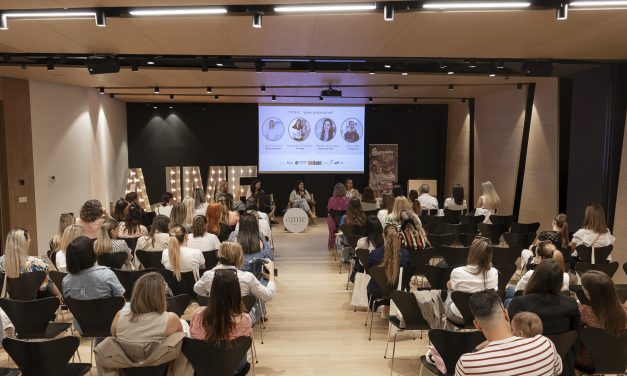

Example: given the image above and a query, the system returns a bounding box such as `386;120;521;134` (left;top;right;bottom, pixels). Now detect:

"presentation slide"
258;105;365;173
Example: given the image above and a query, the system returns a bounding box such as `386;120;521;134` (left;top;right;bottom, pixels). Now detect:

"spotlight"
496;60;505;69
384;64;391;69
556;2;568;20
109;93;115;99
46;60;54;71
131;62;139;72
0;15;7;30
368;97;373;102
255;61;262;73
489;72;496;77
448;84;454;90
253;13;262;28
147;59;155;65
170;94;174;99
384;4;394;21
154;87;160;94
468;61;477;68
153;105;158;109
99;87;105;94
319;96;323;101
393;84;399;91
369;67;375;75
272;95;276;101
206;86;212;94
517;83;523;89
214;95;219;100
95;10;107;27
448;70;454;75
401;71;408;76
413;97;418;103
570;1;627;7
169;105;173;109
309;61;316;73
261;85;266;92
439;62;448;69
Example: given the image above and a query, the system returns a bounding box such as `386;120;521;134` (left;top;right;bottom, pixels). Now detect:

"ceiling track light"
95;10;107;27
170;94;174;99
423;2;531;10
129;7;228;16
131;62;139;72
147;59;155;65
214;95;219;100
272;95;276;101
570;1;627;7
206;86;212;94
384;4;395;21
448;70;454;75
496;60;505;69
99;87;105;94
255;61;262;73
556;2;568;20
468;61;477;68
393;84;399;90
489;72;496;77
154;86;160;94
448;84;454;90
261;85;266;92
252;13;262;28
46;60;54;71
368;97;373;102
274;4;377;13
369;67;375;75
401;71;408;76
201;61;208;72
439;62;448;69
0;15;6;30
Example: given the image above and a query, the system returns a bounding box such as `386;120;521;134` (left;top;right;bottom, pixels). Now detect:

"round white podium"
283;208;309;233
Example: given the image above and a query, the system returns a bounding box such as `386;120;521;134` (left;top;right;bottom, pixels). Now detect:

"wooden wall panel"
474;88;526;215
0;78;38;253
444;102;470;203
519;79;559;231
610;115;627;283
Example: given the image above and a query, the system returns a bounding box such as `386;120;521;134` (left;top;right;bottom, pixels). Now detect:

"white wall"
29;80;128;253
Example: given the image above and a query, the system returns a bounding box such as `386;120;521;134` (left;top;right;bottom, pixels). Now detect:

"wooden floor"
3;221;431;375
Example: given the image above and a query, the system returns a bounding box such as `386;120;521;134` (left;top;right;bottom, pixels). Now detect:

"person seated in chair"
455;289;562;376
289;180;316;223
417;184;438;212
327;183;351;251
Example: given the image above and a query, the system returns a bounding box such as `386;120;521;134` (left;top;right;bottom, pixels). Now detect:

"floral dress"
0;255;52;292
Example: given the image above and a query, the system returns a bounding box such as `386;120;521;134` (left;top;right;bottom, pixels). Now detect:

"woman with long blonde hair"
54;224;84;272
161;225;205;281
169;202;188;228
94;219;133;270
49;213;75;252
1;228;59;298
366;225;411;300
475;181;501;222
182;197;196;229
385;196;420;228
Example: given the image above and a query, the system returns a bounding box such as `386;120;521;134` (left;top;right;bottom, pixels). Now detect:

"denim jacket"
62;265;125;300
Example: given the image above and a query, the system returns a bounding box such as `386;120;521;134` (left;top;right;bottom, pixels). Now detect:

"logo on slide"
288;118;310;142
341;118;362;143
261;118;284;141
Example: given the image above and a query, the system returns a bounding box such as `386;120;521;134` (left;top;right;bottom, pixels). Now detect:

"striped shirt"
455;335;562;376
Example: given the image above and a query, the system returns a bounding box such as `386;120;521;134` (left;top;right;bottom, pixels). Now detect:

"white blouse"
444;198;468;212
516;270;569;292
187;233;221;251
161;246;205;274
449;265;498;318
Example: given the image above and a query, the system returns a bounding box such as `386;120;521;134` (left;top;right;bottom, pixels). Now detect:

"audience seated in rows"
344;178;359;199
570;204;615;262
408;190;422;216
326;183;350;250
135;215;170;252
218;196;240;227
94;219;134;270
340;198;366;227
169;202;189;231
190;269;252;375
53;224;84;272
446;238;498;325
384;196;421;228
193;188;209;216
513;242;568;298
356;216;384;252
522;213;570;270
215;180;246;212
183;197;196;230
455;290;562;375
161;225;205;280
112;198;130;222
360;187;379;212
187;215;221;251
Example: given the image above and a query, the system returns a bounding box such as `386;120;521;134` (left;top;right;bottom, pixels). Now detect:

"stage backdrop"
127;103;448;216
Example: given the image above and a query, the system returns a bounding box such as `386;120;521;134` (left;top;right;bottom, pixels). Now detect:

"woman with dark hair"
408;190;421;215
446;238;498;324
289;180;316;223
356;216;384;252
156;192;174;218
576;271;627;373
516;241;568;291
391;184;404;198
136;215;170;252
94;219;133;270
360;186;379;212
327;183;351;250
76;199;108;239
119;204;148;238
340;198;366;227
112;199;129;222
228;213;272;273
570;204;615;262
190;269;252;375
444;184;467;212
188;215;220;251
522;213;571;271
344;178;358;198
377;191;395;227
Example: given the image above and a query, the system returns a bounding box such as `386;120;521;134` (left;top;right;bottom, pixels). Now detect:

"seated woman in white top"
187;215;221;251
53;224;84;272
446;238;499;324
289;180;316;222
569;204;615;262
135;215;170;252
161;225;205;280
118;205;148;238
155;192;174;218
516;241;569;292
417;184;439;211
377;191;395;228
94;219;134;270
360;187;380;212
475;181;500;223
444;184;468;212
356;216;384;252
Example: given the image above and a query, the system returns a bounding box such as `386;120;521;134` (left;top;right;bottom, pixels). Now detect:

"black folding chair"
123;238;139;252
478;223;508;245
491;246;520;267
503;232;537;249
365;266;393;340
546;331;578;359
113;268;156;300
6;271;46;300
202;250;219;270
459;215;485;234
182;336;252;376
510;222;540;233
328;209;346;261
363;209;380;217
158;269;198;298
450;291;475;329
440;245;469;267
457;233;478;247
409;248;436;287
3;336;91;376
489;214;516;230
623;262;627;277
48;270;67;293
0;297;71;339
422;265;454;290
426;233;455;252
197;294;209;307
97;252;128;269
420;329;486;376
47;250;57;268
494;263;517;290
579;327;627;375
574;261;619;278
166;294;191;317
64;296;126;363
339;224;365;274
386;290;431;375
121;364;169;376
443;209;462;224
135;250;164;270
575;244;613;264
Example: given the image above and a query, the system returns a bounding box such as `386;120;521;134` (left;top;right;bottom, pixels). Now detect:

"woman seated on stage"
326;183;351;251
289;180;316;223
246;179;275;221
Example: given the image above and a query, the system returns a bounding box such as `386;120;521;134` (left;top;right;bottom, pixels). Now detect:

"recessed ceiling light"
448;71;454;75
216;63;223;67
384;64;391;69
570;1;627;6
489;72;496;77
253;13;262;28
154;87;160;94
129;7;228;16
274;4;377;12
147;60;155;65
423;2;531;10
401;72;408;76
